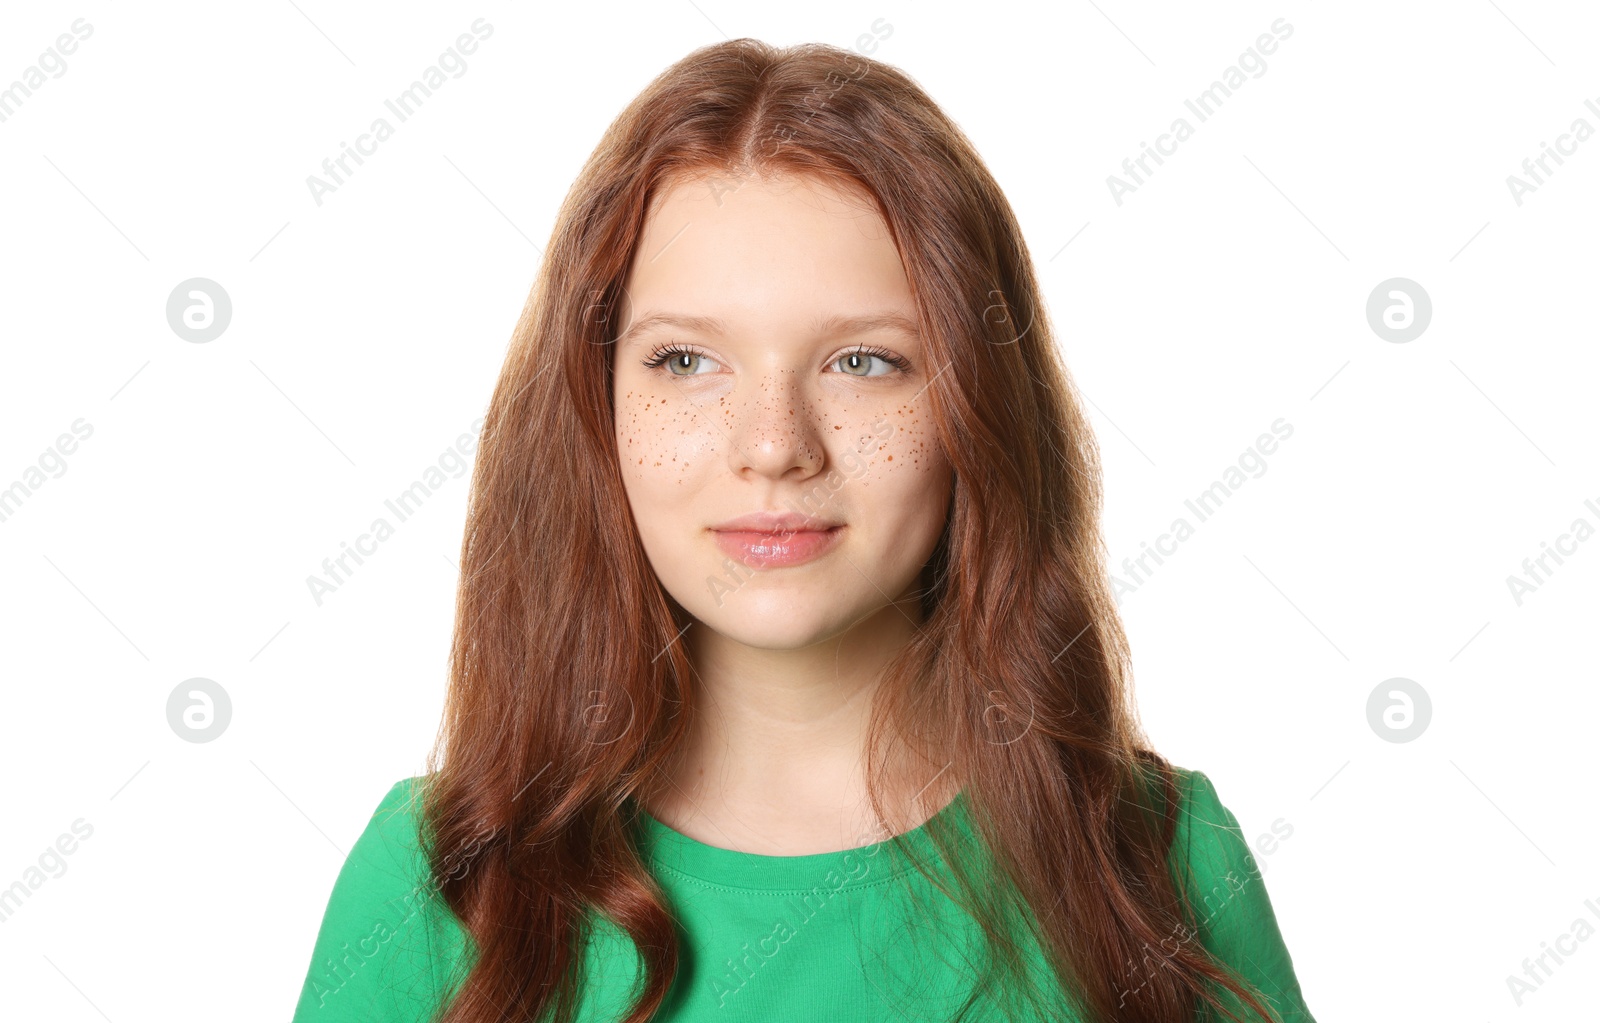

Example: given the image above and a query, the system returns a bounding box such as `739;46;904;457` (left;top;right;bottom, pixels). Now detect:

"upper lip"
709;511;843;532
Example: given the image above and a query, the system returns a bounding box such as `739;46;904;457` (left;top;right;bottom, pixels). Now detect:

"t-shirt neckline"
629;789;970;893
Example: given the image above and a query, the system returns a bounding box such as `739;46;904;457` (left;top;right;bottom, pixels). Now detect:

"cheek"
614;387;722;487
870;412;952;540
879;447;952;525
841;402;945;488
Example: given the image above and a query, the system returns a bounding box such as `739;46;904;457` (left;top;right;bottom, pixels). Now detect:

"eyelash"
640;343;913;375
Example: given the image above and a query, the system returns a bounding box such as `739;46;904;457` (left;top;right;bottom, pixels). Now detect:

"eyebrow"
613;311;921;350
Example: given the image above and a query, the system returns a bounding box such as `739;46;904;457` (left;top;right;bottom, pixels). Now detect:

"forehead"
619;170;913;341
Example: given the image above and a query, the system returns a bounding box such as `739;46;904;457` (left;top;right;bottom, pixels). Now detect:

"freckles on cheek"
616;388;720;484
857;399;940;477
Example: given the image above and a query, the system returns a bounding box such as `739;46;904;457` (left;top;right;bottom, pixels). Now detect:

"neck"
637;597;958;852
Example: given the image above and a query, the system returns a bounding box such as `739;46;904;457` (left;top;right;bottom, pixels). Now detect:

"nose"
727;366;827;481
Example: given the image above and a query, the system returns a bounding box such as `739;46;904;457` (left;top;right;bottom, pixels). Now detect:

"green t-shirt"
290;767;1315;1021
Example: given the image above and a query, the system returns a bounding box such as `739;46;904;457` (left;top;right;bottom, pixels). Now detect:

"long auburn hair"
418;37;1281;1023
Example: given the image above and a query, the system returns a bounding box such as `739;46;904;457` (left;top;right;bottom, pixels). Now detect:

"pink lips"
708;511;845;568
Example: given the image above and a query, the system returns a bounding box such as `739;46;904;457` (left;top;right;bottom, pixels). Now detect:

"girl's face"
611;170;953;649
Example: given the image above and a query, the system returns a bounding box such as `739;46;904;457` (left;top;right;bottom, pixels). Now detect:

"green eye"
641;343;912;377
642;344;718;375
835;351;888;376
835;346;911;377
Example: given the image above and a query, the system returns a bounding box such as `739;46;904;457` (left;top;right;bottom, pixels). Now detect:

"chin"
689;598;850;649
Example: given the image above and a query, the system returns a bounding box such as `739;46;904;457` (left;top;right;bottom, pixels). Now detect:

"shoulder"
1126;763;1251;868
1160;765;1319;1022
291;775;471;1022
366;775;431;854
326;775;436;908
1127;760;1234;845
1169;767;1249;876
1158;765;1265;925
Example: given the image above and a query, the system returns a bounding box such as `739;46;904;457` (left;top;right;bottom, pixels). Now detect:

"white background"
1;2;1596;1020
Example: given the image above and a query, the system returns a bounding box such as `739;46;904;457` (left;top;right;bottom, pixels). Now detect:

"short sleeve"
290;777;472;1022
1172;769;1316;1023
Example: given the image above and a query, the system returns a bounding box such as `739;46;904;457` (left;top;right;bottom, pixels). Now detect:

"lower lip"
710;526;845;567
